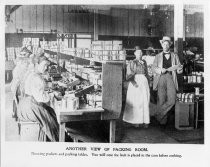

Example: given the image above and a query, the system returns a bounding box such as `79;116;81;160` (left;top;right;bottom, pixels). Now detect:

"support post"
109;120;116;143
94;9;98;40
174;3;184;91
59;123;66;142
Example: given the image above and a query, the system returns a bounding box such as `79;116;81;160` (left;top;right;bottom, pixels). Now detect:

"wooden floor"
4;84;204;144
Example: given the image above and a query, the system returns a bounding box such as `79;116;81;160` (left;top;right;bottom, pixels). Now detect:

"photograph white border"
1;0;210;167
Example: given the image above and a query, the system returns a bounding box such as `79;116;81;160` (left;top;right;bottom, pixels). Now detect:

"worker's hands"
134;83;139;88
161;68;167;74
177;64;183;74
48;92;55;100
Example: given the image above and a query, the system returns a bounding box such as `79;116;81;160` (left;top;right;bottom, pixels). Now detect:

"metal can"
185;93;189;103
177;93;181;101
197;75;202;83
191;94;194;102
61;98;67;110
103;55;109;61
119;54;126;60
189;93;194;102
181;93;185;102
192;75;197;83
188;76;191;83
195;87;200;96
183;76;187;82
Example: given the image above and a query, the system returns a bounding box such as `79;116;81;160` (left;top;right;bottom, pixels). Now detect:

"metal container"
119;54;126;60
103;50;110;56
189;94;194;102
112;50;118;55
67;97;79;111
61;98;67;110
103;55;110;61
185;93;189;103
192;75;197;83
197;75;202;83
195;87;200;96
112;55;119;60
181;93;185;102
177;93;181;101
183;76;187;82
84;50;90;58
188;76;192;83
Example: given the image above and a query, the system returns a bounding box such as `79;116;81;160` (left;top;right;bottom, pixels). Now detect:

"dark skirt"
17;96;59;142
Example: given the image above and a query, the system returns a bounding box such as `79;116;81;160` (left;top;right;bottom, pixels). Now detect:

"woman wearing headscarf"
123;49;150;128
17;57;59;141
10;47;32;119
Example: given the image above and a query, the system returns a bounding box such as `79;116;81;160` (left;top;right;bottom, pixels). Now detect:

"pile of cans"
183;72;203;83
176;93;195;103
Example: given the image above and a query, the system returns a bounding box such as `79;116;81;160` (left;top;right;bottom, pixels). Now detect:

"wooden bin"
18;121;41;141
175;101;195;130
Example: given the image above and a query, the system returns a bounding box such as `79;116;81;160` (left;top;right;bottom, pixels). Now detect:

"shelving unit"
45;49;125;64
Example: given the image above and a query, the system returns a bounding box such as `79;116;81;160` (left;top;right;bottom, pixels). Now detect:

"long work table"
53;105;117;143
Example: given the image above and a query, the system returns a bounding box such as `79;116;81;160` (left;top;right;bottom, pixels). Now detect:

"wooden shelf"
183;82;204;85
45;49;125;64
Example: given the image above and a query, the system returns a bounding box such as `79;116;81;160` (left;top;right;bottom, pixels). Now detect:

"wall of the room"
98;8;174;37
6;5;94;34
5;5;204;38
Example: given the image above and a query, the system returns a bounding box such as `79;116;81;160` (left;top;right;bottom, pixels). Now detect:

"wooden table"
54;107;116;143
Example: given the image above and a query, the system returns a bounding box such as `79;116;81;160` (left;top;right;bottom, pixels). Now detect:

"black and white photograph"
1;0;210;167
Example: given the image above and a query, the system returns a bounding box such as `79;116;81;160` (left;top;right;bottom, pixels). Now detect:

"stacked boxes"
31;38;39;46
40;41;58;51
22;38;32;46
91;40;125;61
74;48;91;58
6;47;16;61
175;101;195;130
15;47;22;56
113;40;123;50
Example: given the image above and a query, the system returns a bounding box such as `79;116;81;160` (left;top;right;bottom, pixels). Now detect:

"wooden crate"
18;122;41;141
175;101;195;130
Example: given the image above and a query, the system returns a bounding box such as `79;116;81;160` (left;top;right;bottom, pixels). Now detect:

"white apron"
123;74;150;124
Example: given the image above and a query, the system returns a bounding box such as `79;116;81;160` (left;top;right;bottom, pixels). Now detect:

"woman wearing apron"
18;58;59;141
123;49;150;128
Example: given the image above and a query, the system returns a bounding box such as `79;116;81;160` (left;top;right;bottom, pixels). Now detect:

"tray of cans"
176;93;195;103
183;72;204;84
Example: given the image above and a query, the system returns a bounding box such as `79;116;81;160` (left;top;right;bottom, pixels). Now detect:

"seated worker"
17;57;59;142
10;47;31;119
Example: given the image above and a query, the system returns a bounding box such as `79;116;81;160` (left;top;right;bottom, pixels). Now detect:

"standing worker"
152;36;183;125
123;49;150;128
